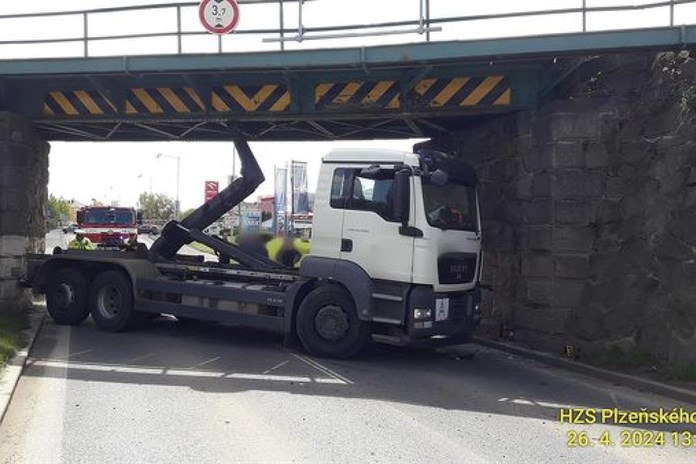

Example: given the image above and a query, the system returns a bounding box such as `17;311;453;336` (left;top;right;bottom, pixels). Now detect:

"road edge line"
472;337;696;405
0;304;45;425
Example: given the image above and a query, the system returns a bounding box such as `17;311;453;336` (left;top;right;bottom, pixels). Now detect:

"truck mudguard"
299;256;373;321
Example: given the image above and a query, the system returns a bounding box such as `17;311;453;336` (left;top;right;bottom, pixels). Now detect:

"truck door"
334;167;414;283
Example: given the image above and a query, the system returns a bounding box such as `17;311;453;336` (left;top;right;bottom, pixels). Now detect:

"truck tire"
89;270;135;332
45;268;90;325
296;285;370;359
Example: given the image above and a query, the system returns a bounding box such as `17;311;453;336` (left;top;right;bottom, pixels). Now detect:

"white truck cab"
303;147;482;345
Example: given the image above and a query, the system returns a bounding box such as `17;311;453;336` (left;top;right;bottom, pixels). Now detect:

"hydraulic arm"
149;130;283;270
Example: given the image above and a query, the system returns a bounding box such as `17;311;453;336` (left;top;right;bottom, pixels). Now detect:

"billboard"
204;180;219;202
241;212;261;234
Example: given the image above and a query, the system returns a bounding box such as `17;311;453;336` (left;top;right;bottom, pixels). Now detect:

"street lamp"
156;153;181;219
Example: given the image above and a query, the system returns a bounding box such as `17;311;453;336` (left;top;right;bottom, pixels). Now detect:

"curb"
0;306;45;425
472;336;696;405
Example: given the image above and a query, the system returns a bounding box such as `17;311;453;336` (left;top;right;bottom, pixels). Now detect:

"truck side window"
350;174;396;221
330;168;397;222
330;168;353;208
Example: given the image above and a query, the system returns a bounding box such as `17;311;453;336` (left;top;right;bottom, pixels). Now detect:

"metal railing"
0;0;694;59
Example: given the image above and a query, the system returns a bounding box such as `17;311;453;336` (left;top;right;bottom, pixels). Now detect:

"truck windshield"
83;209;134;225
422;182;478;231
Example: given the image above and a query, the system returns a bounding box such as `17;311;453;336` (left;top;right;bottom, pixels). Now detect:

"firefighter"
68;229;96;250
123;234;139;251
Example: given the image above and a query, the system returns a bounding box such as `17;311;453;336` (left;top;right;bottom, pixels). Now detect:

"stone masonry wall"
429;52;696;369
0;112;49;311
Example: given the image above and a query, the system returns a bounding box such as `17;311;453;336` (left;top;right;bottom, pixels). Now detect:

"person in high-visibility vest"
68;229;96;250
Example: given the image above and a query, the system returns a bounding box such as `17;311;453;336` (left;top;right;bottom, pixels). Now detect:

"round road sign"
199;0;240;35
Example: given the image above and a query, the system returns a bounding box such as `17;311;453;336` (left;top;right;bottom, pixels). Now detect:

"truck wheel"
45;268;90;325
89;270;134;332
296;285;370;359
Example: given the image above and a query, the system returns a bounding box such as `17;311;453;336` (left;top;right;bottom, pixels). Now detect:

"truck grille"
437;253;477;285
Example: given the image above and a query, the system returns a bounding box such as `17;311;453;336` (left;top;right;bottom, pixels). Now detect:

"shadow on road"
22;317;693;433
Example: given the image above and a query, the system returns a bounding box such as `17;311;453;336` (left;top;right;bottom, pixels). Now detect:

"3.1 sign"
199;0;240;35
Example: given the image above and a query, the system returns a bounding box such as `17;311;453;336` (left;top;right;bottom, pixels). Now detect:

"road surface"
0;232;690;463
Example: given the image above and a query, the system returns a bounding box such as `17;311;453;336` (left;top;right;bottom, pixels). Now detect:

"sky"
2;0;695;210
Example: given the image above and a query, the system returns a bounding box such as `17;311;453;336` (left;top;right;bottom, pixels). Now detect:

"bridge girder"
2;26;694;141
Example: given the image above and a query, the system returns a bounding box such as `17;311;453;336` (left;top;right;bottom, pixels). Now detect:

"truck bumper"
390;285;482;346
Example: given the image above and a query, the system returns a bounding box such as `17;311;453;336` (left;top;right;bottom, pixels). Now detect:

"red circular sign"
199;0;240;35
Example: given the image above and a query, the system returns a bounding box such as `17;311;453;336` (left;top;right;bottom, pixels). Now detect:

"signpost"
204;181;219;202
199;0;241;35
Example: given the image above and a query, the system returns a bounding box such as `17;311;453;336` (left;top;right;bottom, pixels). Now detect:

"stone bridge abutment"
430;52;696;369
0;112;48;312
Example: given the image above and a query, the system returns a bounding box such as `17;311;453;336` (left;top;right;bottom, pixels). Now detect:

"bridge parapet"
0;0;694;59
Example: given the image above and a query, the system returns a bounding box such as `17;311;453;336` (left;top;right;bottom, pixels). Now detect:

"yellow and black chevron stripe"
316;80;401;110
413;76;511;107
211;84;290;113
314;76;511;111
43;90;117;116
126;87;205;115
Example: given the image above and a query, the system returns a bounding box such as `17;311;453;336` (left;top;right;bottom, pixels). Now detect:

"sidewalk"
0;304;44;424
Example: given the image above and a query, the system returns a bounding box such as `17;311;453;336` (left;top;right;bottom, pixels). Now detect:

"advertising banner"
204;180;219;202
291;161;310;213
273;166;287;234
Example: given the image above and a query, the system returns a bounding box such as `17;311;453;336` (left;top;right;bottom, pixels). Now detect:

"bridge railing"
0;0;695;59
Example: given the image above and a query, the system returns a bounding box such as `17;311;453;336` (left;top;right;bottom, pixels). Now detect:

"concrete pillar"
0;112;49;312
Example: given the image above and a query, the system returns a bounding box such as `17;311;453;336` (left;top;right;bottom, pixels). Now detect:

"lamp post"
156;153;181;219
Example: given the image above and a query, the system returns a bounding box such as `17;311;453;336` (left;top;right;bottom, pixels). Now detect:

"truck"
25;132;482;358
76;205;139;248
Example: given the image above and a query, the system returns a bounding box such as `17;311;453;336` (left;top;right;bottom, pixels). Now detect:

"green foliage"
681;85;696;116
587;346;659;370
180;208;196;219
138;192;176;221
47;195;72;228
669;364;696;382
0;311;27;366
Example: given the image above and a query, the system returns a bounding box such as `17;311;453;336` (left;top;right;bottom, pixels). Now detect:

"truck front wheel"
46;268;90;325
296;285;370;359
89;270;135;332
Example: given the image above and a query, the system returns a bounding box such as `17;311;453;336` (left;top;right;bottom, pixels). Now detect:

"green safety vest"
68;238;95;250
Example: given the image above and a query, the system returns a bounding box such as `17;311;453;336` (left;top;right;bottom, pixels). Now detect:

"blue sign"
241;212;261;234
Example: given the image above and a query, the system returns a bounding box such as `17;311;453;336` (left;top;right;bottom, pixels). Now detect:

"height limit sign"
199;0;240;35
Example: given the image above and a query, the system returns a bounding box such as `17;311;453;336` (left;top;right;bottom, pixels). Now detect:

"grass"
0;310;28;367
586;346;659;370
668;364;696;382
189;242;215;255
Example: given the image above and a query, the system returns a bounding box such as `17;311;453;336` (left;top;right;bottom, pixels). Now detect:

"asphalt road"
0;231;690;463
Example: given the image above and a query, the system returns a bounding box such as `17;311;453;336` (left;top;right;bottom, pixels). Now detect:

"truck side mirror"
76;211;84;223
393;170;410;225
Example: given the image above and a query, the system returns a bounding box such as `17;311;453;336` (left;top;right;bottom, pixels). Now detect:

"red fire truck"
76;206;138;248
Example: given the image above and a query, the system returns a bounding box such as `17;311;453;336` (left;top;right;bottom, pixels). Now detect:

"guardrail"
0;0;695;59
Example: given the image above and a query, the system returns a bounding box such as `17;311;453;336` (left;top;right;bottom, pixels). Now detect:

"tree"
47;195;72;228
138;192;176;221
180;208;196;219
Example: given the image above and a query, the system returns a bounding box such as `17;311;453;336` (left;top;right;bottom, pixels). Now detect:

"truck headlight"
413;308;432;320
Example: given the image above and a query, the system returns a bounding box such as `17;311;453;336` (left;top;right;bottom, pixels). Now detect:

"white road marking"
291;353;354;385
65;349;92;358
263;360;289;374
126;353;155;362
31;360;346;385
191;356;220;368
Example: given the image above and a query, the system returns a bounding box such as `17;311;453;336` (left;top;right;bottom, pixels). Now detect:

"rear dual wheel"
46;268;90;325
89;270;136;332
